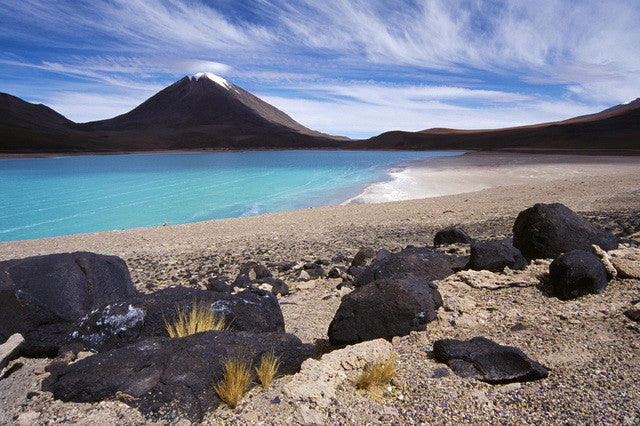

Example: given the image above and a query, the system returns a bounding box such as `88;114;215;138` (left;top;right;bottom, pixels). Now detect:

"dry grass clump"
164;300;230;338
354;356;397;391
214;357;253;409
255;351;281;387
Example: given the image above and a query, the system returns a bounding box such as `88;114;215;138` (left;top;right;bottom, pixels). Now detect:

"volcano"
0;73;344;153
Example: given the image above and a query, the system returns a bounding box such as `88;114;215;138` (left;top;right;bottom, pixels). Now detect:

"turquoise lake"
0;151;460;242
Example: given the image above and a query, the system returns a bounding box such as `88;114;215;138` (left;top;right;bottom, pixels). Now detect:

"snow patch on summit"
191;72;233;90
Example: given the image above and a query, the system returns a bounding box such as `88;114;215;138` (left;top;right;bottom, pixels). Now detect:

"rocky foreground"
1;200;640;425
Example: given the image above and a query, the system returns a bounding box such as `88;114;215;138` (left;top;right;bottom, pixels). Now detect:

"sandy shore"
1;151;640;424
346;152;640;203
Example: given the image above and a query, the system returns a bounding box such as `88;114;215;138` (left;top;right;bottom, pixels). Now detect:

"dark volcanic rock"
513;203;619;260
206;277;233;293
434;227;472;246
0;252;138;356
328;278;443;345
433;336;548;383
549;250;608;300
353;247;456;288
351;247;378;267
233;261;272;287
45;330;315;422
465;240;528;272
68;287;284;352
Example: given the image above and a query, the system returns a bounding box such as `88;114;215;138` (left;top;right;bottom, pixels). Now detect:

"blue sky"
1;0;639;138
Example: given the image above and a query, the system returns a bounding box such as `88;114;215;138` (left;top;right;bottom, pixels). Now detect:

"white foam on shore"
342;164;491;205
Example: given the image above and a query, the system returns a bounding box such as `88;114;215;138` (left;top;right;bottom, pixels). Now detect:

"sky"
1;0;639;139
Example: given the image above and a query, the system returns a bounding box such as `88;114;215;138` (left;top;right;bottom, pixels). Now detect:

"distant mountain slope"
349;98;640;152
0;76;638;154
0;74;344;153
0;93;74;130
80;73;318;134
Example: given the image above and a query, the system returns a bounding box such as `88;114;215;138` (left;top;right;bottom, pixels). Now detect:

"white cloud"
259;81;601;138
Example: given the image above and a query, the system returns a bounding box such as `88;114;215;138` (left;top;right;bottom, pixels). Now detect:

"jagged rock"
0;333;24;372
45;330;314;423
513;203;619;260
67;287;284;352
434;227;472;246
351;247;377;267
590;245;617;278
465;240;527;272
256;277;289;295
549;250;608;300
433;336;548;383
0;252;138;356
443;268;540;289
328;278;442;345
608;247;640;279
353;247;457;288
284;339;394;407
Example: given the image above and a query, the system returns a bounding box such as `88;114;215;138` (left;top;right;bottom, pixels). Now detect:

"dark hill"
0;74;344;153
349;98;640;153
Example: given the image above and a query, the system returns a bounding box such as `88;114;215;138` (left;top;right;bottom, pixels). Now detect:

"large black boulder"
353;246;457;288
549;250;608;300
465;240;528;272
328;278;443;345
68;286;285;352
0;252;138;356
45;330;315;422
513;203;619;260
433;336;548;383
434;227;472;246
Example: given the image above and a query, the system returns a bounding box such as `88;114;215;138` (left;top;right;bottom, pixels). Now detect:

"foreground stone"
433;227;472;246
513;203;619;260
0;333;24;372
45;330;315;423
328;278;443;345
68;286;285;352
0;252;138;356
353;247;457;288
608;247;640;279
284;338;394;407
549;250;608;300
433;336;548;383
465;240;527;272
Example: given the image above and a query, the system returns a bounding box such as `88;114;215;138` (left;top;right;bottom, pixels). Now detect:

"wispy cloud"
0;0;638;136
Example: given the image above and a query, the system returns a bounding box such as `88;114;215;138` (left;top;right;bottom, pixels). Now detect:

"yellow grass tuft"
163;300;230;338
214;357;253;409
354;356;397;391
255;351;281;388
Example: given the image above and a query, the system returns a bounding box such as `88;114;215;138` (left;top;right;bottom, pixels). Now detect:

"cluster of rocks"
1;202;638;422
0;252;313;422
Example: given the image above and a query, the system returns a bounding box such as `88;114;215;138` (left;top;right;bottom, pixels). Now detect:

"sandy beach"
1;151;640;424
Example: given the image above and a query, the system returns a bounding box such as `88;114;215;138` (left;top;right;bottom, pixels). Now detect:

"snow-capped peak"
191;72;232;90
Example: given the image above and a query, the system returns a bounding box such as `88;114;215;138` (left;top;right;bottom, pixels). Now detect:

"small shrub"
255;351;281;387
354;356;397;391
214;357;253;409
164;300;230;338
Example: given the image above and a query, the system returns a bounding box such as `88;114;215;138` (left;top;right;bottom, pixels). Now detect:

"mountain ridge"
0;75;638;154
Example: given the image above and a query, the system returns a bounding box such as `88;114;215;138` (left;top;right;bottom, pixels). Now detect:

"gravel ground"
1;152;639;425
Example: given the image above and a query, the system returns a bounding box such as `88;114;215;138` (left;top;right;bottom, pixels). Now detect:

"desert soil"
1;151;639;425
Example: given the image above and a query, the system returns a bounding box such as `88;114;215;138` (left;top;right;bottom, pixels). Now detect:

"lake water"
0;151;460;242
